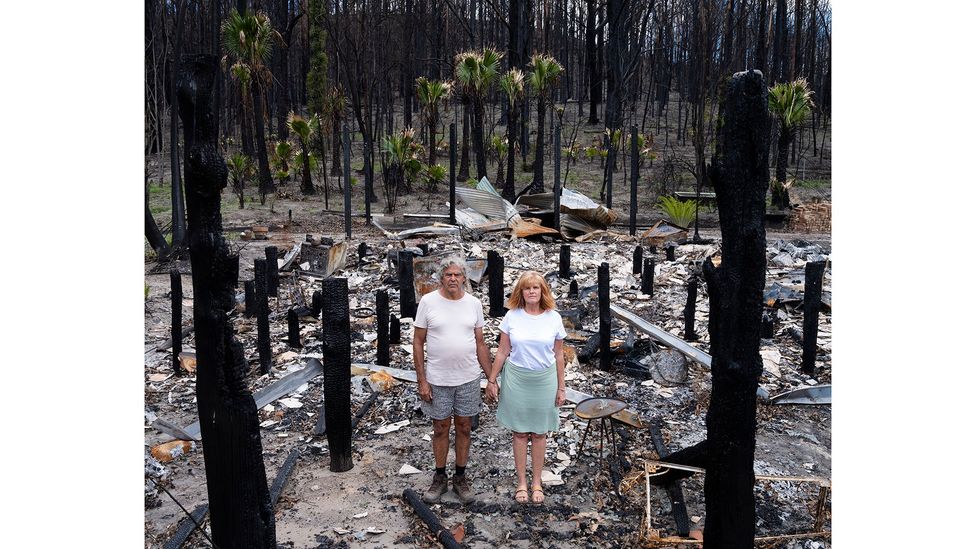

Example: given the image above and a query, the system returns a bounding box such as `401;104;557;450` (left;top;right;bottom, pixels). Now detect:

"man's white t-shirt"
414;290;486;386
499;308;567;370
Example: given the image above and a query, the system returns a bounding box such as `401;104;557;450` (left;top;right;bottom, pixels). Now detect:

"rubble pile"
144;220;831;547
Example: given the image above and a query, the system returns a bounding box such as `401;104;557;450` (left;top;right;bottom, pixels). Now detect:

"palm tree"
416;77;453;165
527;54;564;193
498;68;525;202
324;86;347;179
455;48;503;181
227;153;255;209
768;78;815;209
287;112;316;195
221;9;278;204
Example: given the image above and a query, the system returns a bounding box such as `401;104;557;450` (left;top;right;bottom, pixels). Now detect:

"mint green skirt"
496;360;559;434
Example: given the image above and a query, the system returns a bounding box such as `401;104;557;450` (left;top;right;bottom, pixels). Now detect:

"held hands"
486;380;499;402
555;387;566;407
418;379;433;403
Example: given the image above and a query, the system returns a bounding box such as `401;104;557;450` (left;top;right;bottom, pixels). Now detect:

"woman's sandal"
530;487;545;505
514;488;529;504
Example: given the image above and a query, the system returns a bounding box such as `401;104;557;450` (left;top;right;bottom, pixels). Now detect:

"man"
413;256;491;504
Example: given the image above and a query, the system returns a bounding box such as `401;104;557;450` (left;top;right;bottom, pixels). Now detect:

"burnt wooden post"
390;314;401;344
683;277;699;341
287;309;301;349
265;246;279;298
641;257;655;296
310;290;322;318
488;250;506;317
254;258;272;374
322;277;353;472
802;260;827;375
699;69;770;548
666;243;676;261
568;279;579;299
449;122;457;225
343;123;352;239
605;133;614;209
630;125;638;236
244;280;256;317
170;270;183;374
177;54;275;547
558;244;571;279
398;250;417;318
376;289;390;366
553;123;562;234
357;242;368;268
418;243;429;256
598;262;611;371
632;246;643;274
760;309;775;338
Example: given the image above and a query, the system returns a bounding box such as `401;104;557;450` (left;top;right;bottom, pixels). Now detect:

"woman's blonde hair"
506;270;556;311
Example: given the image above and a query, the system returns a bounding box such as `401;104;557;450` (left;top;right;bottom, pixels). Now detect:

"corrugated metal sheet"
455;177;522;226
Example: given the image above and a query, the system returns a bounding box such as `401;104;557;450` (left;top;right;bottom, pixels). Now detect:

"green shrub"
657;196;699;229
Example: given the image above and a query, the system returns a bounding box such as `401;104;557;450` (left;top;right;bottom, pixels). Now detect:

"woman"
486;270;566;504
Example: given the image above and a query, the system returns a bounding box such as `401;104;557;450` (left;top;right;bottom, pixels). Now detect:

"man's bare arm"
474;327;491;377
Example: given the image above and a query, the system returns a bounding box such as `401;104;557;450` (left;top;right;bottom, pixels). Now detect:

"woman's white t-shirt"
499;308;567;370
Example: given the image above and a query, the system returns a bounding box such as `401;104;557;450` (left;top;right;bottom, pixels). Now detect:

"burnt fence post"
642;257;655;296
802;260;827;375
683;276;699;341
559;244;571;279
632;246;643;275
254;258;272;374
390;314;401;344
287;309;302;349
244;280;256;317
322;277;353;472
170;269;183;374
398;250;418;319
598;262;611;371
265;246;279;298
377;289;390;366
488;250;506;317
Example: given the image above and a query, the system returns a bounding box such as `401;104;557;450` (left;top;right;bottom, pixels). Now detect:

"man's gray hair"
438;256;467;279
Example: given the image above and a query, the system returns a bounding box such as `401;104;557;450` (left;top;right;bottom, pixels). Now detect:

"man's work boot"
422;472;449;503
452;475;476;504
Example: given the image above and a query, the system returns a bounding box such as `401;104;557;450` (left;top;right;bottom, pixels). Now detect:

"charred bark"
641;257;654;296
559;244;571;279
170;270;183;374
178;54;275;548
802;260;826;375
683;276;699;341
287;308;302;349
254;258;272;374
377;289;390;366
398;251;418;319
322;277;353;472
488;250;506;317
265;246;279;298
700;69;769;548
598;262;611;371
632;245;643;275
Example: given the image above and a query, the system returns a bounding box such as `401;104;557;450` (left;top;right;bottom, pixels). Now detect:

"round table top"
574;397;627;419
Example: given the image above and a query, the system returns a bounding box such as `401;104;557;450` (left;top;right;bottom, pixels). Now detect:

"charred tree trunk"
376;289;390;366
700;69;769;549
559;244;570;279
598;262;611;371
398;251;418;319
488;250;506;318
632;245;643;275
531;96;546;192
459;103;471;181
171;270;183;374
287;309;302;348
169;1;188;249
473;99;488;180
265;246;279;298
322;277;353;472
755;0;769;76
586;0;600;124
178;54;275;548
254;258;272;374
684;276;699;341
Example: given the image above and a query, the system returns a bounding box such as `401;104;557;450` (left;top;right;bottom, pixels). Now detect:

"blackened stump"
287;309;301;349
642;258;655;296
569;279;579;299
170;270;183;374
598;262;611;371
390;314;401;344
177;54;275;548
321;277;353;472
254;258;272;374
802;260;827;375
666;244;676;261
761;309;775;339
398;250;417;319
418;243;429;256
244;280;255;317
265;246;279;298
700;70;770;548
488;250;506;317
684;277;699;341
310;290;322;318
358;242;368;268
376;289;390;366
559;244;571;279
632;246;643;275
553;123;562;234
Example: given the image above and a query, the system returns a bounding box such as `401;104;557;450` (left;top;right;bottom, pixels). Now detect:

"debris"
277;397;303;409
450;523;465;543
760;348;783;378
149;373;170;382
268;448;301;504
398;464;423;475
353;511;368;519
455;177;521;228
610;304;712;367
276;351;299;364
365;526;386;535
374;419;410;434
639;220;688;247
150;440;195;463
367;370;398;392
769;384;831;405
178;352;196;374
298;240;348;277
401;488;465;549
540;469;564;486
649;349;690;386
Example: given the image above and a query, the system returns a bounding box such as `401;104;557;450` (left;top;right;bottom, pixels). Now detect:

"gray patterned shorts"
420;378;483;420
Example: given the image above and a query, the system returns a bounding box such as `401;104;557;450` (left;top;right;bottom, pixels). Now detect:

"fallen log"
649;421;691;536
402;488;465;549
